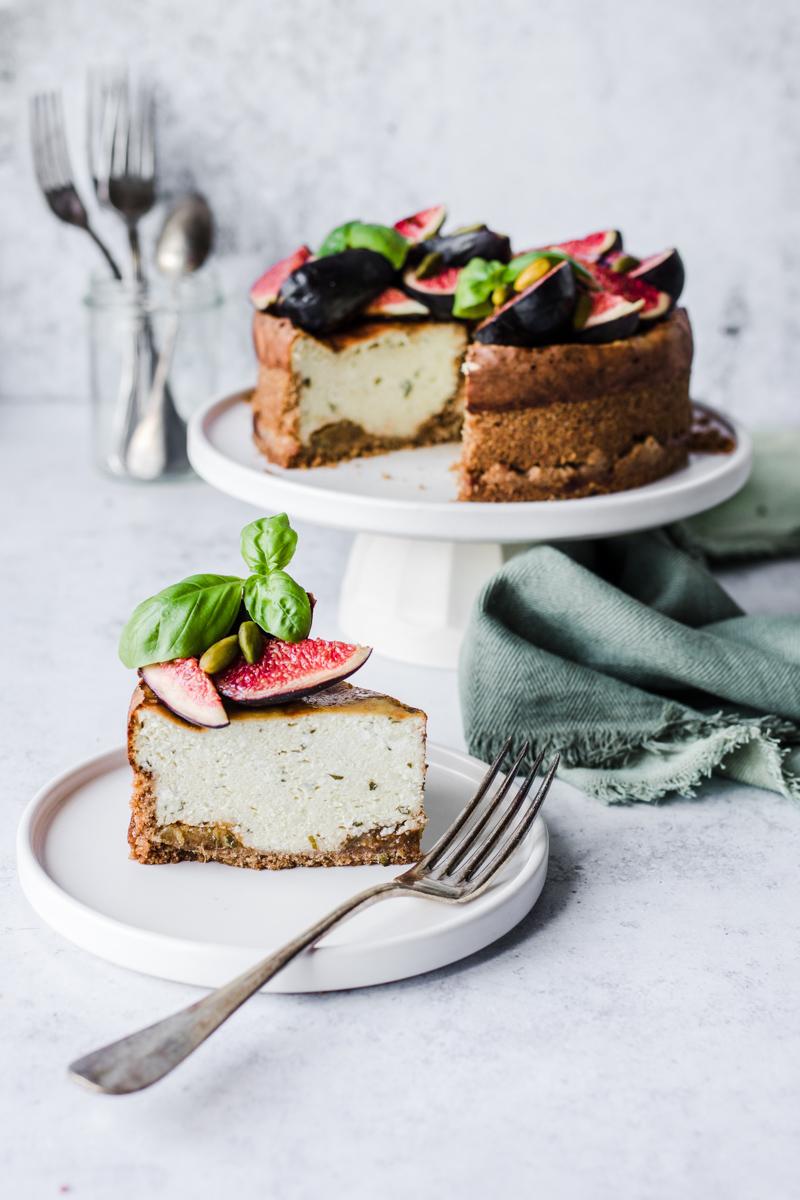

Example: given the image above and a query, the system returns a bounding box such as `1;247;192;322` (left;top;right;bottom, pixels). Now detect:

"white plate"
188;391;752;543
17;743;549;992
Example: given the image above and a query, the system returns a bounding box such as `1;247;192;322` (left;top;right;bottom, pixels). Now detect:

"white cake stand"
188;391;752;668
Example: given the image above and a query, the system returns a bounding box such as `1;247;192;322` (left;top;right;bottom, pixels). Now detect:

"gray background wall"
2;0;798;423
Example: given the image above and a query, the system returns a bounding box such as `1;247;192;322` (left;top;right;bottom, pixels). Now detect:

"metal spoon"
125;193;214;480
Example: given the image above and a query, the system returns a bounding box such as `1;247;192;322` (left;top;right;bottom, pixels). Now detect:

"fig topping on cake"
393;204;447;244
473;261;577;347
140;659;230;728
277;249;395;335
216;638;372;706
249;246;313;311
401;265;461;319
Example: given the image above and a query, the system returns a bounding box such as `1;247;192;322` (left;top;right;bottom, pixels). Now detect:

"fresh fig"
277;249;395;335
591;264;672;322
473;261;576;346
140;658;229;729
216;637;372;707
548;230;622;263
249;246;312;310
416;225;512;269
363;287;430;318
401;265;460;319
394;205;446;244
601;250;641;273
574;290;644;343
629;249;685;302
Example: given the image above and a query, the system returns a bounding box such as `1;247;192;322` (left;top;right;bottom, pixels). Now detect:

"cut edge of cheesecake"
127;681;428;870
251;313;468;468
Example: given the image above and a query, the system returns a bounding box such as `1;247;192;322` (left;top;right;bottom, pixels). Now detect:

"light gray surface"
3;398;800;1199
3;0;800;424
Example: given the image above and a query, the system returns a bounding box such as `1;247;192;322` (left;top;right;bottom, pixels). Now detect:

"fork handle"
68;880;401;1095
85;224;122;280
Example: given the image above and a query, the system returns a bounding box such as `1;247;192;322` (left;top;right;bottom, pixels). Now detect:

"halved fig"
394;205;446;244
401;265;460;319
629;248;685;302
363;287;430;318
416;225;512;269
216;637;372;706
249;246;312;310
591;264;672;322
574;291;644;343
473;261;576;346
549;230;622;262
140;659;229;728
277;249;395;335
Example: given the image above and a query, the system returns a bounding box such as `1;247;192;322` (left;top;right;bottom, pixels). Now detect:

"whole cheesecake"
247;215;703;501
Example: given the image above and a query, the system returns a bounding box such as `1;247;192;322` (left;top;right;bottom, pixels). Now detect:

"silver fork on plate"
30;91;122;279
69;740;559;1095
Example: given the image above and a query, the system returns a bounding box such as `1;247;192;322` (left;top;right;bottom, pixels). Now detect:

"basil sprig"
453;249;597;320
118;514;311;668
318;220;409;270
240;512;298;573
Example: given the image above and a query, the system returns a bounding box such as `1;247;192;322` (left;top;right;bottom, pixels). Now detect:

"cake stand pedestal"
188;391;752;669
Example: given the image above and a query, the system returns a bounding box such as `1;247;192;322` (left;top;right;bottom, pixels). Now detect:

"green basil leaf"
318;220;358;257
118;574;243;668
244;571;312;643
452;257;508;319
318;221;408;270
240;513;298;574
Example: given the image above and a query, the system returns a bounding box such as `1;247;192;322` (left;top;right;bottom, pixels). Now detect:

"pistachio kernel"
238;620;265;664
610;253;641;274
199;634;241;675
514;257;552;292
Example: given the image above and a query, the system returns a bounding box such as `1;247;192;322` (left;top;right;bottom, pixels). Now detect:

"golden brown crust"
463;308;693;412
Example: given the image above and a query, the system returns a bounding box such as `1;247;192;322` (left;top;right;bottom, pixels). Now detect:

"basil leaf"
318;221;408;270
318;220;357;257
452;257;508;319
118;574;243;668
244;570;312;643
240;513;298;574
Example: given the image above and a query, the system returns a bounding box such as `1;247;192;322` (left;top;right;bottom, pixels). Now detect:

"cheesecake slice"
128;681;427;869
251;313;468;467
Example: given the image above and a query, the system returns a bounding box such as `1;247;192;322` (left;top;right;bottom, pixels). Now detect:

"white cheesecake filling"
134;708;426;855
293;323;467;442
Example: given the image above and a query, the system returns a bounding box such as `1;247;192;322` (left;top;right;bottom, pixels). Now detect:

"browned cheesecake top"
464;308;693;413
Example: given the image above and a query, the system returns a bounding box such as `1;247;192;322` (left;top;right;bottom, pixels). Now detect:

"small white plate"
17;744;549;992
188;391;752;542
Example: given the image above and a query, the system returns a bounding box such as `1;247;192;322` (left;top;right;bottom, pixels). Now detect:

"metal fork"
30;91;122;279
69;742;559;1095
90;75;156;281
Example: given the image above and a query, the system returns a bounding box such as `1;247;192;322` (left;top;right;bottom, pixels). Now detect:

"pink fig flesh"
590;264;672;321
140;658;229;728
216;638;372;707
548;230;621;262
393;204;446;244
363;287;430;317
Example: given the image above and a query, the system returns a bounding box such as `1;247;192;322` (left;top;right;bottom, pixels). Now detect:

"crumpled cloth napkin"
459;431;800;803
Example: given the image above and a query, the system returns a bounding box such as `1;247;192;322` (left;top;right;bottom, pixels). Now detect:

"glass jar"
84;269;223;479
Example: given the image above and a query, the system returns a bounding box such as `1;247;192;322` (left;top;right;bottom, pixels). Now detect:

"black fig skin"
416;225;512;268
630;249;685;303
277;249;395;335
401;267;458;319
576;307;641;344
473;262;576;347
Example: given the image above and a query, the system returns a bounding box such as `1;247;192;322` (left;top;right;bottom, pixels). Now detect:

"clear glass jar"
84;269;223;479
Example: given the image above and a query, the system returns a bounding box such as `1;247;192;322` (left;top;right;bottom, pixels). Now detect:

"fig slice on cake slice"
394;205;446;244
628;249;685;302
473;261;577;346
574;290;644;343
363;287;430;318
401;265;461;318
590;264;672;322
216;638;372;706
140;658;230;729
277;249;395;335
548;230;622;263
249;246;313;310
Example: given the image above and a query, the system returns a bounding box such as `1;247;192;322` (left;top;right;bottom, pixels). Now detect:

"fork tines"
30;91;74;193
421;741;559;893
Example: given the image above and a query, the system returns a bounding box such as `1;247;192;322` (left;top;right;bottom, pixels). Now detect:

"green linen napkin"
460;432;800;803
